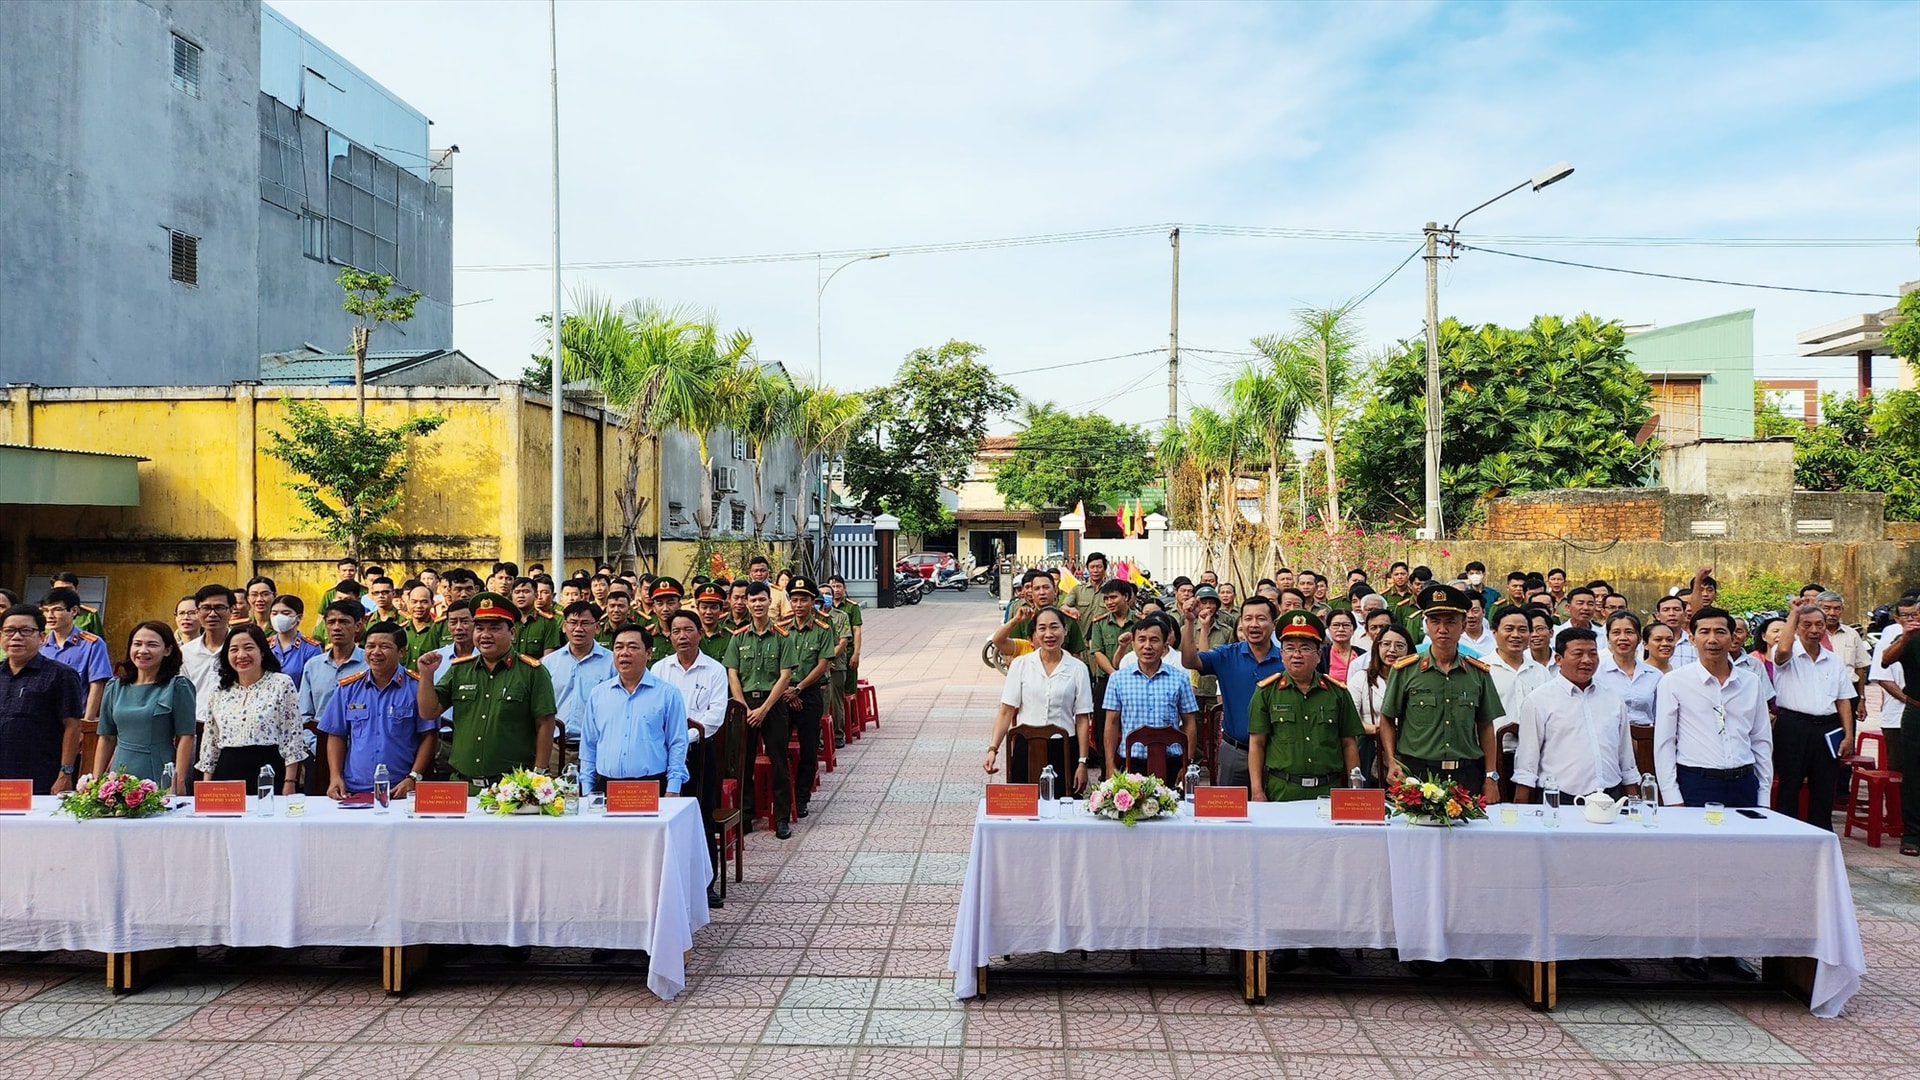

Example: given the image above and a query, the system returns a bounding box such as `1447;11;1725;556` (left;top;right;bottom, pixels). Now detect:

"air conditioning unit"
713;464;739;493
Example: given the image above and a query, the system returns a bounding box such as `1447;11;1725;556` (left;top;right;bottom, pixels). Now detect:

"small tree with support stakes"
339;268;421;419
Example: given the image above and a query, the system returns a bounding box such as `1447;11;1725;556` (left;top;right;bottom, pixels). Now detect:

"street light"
1421;162;1574;540
814;252;889;575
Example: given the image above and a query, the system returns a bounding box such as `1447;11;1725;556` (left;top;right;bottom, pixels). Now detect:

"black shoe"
1405;959;1442;977
1268;948;1301;974
775;822;792;840
1308;948;1351;975
796;804;810;819
707;886;725;909
1711;956;1760;981
1674;957;1710;980
834;738;846;749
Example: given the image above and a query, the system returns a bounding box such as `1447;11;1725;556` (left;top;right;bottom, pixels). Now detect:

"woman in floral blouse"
196;623;307;794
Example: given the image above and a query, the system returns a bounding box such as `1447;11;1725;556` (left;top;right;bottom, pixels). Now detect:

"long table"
0;796;711;1000
948;801;1866;1016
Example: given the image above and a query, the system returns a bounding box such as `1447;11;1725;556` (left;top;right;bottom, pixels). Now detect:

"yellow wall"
1;384;655;657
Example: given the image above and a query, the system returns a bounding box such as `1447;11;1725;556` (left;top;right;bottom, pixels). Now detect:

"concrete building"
1796;281;1918;396
0;1;451;387
1623;310;1756;444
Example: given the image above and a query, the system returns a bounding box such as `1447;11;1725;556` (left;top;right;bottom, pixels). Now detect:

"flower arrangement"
1087;772;1182;827
1386;775;1487;826
477;768;575;817
56;771;169;820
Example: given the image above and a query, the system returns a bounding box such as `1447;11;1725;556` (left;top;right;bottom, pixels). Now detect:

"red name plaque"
1193;786;1250;819
412;781;470;816
193;781;248;816
984;784;1040;818
1330;788;1387;824
604;780;661;815
0;779;33;813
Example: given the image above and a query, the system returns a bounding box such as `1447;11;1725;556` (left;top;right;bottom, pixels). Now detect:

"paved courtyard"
4;591;1919;1079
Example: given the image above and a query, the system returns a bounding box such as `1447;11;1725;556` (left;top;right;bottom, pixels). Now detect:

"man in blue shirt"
1103;614;1198;783
299;600;367;728
319;621;436;798
543;600;615;758
40;587;111;731
580;624;689;795
1181;594;1284;790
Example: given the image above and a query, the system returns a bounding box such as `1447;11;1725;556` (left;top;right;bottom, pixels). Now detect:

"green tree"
262;399;445;561
1226;363;1306;574
1794;391;1920;521
339;269;421;420
1253;304;1369;534
787;382;867;575
1338;313;1655;528
843;340;1019;525
991;403;1156;513
1754;385;1800;439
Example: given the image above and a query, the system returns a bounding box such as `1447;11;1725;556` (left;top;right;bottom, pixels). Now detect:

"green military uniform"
728;615;798;827
826;602;854;741
645;578;685;663
1061;578;1103;635
1249;671;1364;802
1379;584;1503;791
512;612;563;657
781;579;837;819
835;595;863;685
402;619;448;670
785;612;837;691
1085;611;1130;675
437;653;558;787
74;605;105;638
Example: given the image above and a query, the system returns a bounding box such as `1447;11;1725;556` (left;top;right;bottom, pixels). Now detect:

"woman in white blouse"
984;606;1093;793
1595;611;1661;727
196;623;308;794
1348;625;1414;785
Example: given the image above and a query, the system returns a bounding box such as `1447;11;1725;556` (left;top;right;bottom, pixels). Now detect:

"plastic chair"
1003;724;1075;787
692;718;744;893
1117;726;1188;785
842;694;862;743
856;680;880;731
1630;724;1656;780
1197;703;1223;785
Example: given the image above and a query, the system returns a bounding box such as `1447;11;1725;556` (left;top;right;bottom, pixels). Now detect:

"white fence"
1076;526;1211;583
832;522;879;601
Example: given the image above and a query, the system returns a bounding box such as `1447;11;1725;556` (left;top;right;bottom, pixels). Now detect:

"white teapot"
1573;791;1626;824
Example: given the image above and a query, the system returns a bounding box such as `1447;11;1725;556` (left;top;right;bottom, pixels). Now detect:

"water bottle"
372;763;391;813
159;762;176;801
1129;741;1147;776
1037;765;1057;818
1349;767;1366;790
1184;762;1203;802
1640;772;1659;828
1541;773;1560;828
256;764;276;817
560;763;581;815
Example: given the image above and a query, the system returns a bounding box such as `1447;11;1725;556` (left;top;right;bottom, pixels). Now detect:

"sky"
270;0;1920;432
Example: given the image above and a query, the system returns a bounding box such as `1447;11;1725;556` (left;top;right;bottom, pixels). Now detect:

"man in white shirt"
180;584;234;700
1653;595;1697;668
1770;603;1857;830
1485;605;1550;723
1869;597;1919;770
1459;593;1497;658
1512;627;1639;802
1654;607;1773;809
652;609;729;908
1815;591;1871;694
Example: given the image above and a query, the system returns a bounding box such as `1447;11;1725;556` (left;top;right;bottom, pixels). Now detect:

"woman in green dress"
94;620;196;791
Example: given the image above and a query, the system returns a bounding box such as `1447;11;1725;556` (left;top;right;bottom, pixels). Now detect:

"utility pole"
1166;226;1180;522
1422;222;1443;541
547;0;566;580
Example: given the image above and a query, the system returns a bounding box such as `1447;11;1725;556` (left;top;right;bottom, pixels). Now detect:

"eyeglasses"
1;626;39;638
198;604;230;614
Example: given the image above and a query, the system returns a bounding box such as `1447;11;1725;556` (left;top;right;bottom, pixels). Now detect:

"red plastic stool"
751;754;776;830
1845;769;1898;847
821;722;838;773
843;694;862;743
856;681;879;731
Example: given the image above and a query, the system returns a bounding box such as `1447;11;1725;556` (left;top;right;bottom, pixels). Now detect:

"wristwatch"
407;771;424;782
1485;770;1501;781
60;764;77;777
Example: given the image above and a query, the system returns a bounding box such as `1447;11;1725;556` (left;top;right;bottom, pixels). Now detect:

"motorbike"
893;571;926;605
930;564;971;592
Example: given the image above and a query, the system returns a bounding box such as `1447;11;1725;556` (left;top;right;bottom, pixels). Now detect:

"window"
168;230;199;287
301;212;327;260
667;502;687;528
773;490;786;524
171;34;201;98
328;139;401;278
259;95;307;213
729;501;747;533
731;433;748;460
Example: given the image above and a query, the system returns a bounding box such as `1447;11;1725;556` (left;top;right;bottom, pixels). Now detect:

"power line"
1349;244;1424;309
995;349;1162;378
1457;245;1903;299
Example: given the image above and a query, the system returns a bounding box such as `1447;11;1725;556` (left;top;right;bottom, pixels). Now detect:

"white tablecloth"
949;801;1865;1016
0;796;711;1000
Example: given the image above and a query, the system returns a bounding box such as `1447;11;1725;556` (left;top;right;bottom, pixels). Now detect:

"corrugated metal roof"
0;442;148;461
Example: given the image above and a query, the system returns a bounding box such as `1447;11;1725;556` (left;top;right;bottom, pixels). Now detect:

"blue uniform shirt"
270;635;324;692
1194;639;1287;742
316;667;435;792
579;669;689;794
542;642;615;738
42;627;111;684
298;647;366;725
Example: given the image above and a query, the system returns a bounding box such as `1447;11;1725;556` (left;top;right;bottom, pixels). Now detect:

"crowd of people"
0;556;868;908
983;552;1920;867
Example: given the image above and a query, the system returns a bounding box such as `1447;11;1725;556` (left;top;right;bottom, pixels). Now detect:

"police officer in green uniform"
1060;552;1109;636
416;591;559;793
825;592;854;748
691;581;732;663
1377;583;1504;803
827;575;862;689
647;577;683;663
1083;579;1134;775
781;577;837;821
727;580;797;838
509;577;563;657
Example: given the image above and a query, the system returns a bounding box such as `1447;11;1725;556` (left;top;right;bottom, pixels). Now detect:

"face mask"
1467;574;1483;586
270;614;300;634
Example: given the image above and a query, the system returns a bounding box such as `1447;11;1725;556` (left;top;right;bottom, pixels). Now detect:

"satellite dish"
1633;416;1661;447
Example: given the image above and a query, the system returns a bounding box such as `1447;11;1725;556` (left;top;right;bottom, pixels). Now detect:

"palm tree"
736;366;797;540
656;322;755;544
1253;305;1367;535
1228;363;1305;576
788;382;866;576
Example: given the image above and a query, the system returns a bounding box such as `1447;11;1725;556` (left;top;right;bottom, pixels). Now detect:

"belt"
1677;763;1753;780
1776;708;1840;724
1404;756;1468;771
1267;769;1341;788
1221;734;1249;752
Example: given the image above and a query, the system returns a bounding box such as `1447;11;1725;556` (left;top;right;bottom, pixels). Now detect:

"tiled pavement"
5;591;1920;1079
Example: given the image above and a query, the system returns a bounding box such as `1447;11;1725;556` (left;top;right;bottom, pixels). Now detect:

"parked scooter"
893;571;926;605
930;563;971;592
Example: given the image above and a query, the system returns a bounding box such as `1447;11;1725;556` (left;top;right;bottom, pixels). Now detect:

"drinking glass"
1316;795;1332;819
1499;805;1519;826
1704;801;1725;825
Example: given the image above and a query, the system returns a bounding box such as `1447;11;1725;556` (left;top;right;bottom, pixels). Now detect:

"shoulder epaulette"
1255;672;1284;688
519;653;543;667
81;604;99;614
773;623;790;636
1323;674;1348;691
78;631;100;643
729;625;749;636
337;669;369;687
1392;654;1423;669
449;653;479;665
814;615;832;630
303;634;322;645
1462;655;1491;672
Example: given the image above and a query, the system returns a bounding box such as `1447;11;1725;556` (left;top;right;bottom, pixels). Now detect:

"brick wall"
1483;498;1665;542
